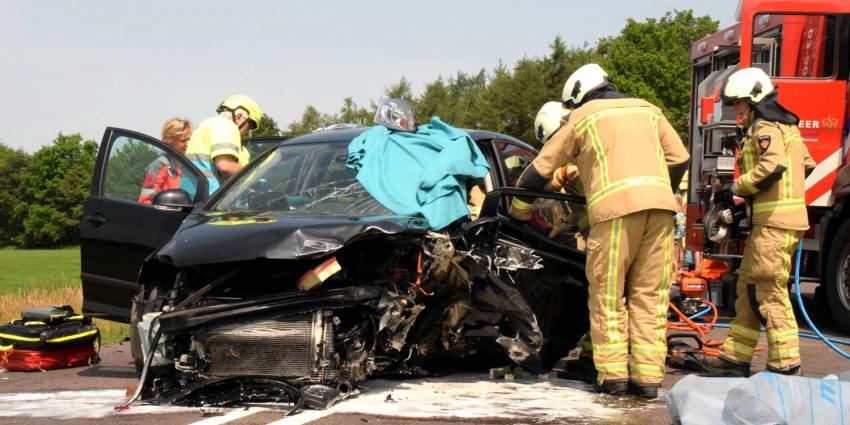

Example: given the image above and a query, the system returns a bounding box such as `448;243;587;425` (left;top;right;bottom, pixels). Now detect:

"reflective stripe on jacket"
530;98;689;225
735;120;814;230
138;156;182;204
185;115;250;194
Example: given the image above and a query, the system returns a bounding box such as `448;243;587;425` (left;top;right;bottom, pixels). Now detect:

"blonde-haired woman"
138;118;192;204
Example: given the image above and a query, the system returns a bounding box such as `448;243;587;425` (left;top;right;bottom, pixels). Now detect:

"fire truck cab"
687;0;850;329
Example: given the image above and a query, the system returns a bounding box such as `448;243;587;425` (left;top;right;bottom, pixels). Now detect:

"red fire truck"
686;0;850;329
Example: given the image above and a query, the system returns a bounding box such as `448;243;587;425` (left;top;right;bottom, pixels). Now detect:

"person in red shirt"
138;118;192;204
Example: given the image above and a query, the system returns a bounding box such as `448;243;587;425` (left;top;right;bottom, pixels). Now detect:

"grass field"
0;246;129;344
0;246;81;293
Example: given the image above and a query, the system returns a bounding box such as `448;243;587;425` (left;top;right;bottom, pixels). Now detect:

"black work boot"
558;356;598;384
629;381;660;399
699;355;751;377
596;379;629;396
767;365;801;376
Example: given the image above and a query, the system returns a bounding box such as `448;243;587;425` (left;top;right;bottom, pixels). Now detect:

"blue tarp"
667;372;850;424
347;117;490;231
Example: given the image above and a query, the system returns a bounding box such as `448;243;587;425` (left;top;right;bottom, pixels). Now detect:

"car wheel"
825;220;850;332
129;288;145;374
129;286;161;374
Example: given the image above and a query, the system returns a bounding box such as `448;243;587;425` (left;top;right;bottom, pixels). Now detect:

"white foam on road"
0;389;199;419
0;374;628;423
270;373;623;424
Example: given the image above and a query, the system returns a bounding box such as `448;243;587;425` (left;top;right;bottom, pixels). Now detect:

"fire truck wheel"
825;221;850;333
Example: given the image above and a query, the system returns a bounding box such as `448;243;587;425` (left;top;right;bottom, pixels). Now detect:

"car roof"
279;126;536;152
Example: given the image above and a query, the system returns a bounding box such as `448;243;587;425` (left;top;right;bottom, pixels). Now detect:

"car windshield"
210;141;393;216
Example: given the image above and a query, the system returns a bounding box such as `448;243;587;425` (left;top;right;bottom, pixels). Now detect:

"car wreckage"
80;125;589;408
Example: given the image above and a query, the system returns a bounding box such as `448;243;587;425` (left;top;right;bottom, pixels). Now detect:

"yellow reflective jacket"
530;98;689;226
735;119;815;230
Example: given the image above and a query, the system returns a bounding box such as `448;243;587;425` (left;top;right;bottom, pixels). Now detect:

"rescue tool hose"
680;271;850;346
792;239;850;360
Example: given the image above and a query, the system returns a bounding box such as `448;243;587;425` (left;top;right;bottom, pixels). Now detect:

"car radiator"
198;310;336;381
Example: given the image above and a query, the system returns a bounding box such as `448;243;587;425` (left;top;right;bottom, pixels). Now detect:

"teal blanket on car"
347;117;490;230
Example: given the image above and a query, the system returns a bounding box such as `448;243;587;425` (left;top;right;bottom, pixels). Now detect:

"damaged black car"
80;125;589;408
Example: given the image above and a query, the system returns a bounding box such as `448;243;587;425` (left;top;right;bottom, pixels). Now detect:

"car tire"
825;220;850;333
129;286;161;374
129;288;145;375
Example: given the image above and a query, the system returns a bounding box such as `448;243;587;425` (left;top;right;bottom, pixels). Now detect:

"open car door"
472;137;591;365
81;127;208;322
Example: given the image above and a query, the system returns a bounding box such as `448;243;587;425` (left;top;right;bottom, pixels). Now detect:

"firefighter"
509;102;587;239
186;95;262;195
509;101;579;216
511;64;689;398
701;67;815;377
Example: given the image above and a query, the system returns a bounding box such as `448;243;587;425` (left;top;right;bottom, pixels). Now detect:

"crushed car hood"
156;211;429;267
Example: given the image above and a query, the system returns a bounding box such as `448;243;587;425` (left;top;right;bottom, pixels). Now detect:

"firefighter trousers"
719;225;801;371
586;209;674;385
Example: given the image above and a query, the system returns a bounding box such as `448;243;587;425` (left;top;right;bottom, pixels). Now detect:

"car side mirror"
153;189;194;211
463;216;500;247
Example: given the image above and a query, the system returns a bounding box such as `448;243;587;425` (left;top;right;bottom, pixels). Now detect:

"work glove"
508;197;534;222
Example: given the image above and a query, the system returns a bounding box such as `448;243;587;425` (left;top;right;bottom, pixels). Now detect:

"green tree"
597;10;718;139
253;113;282;137
479;59;549;144
338;97;372;126
102;139;159;201
0;144;29;245
543;37;600;101
15;133;97;247
286;105;332;136
415;70;487;128
415;77;450;125
383;77;414;102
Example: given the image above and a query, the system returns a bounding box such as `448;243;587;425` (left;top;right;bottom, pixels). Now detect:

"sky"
1;0;737;152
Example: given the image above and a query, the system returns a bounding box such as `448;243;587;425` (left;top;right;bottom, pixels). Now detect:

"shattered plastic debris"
463;243;543;272
200;407;225;416
297;257;342;291
302;239;343;252
422;232;455;282
377;295;425;351
301;385;344;410
491;244;543;271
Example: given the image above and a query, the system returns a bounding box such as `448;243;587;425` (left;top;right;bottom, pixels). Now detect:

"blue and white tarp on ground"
667;372;850;425
347;118;490;231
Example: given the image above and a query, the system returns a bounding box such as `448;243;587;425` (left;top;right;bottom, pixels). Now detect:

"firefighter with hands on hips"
185;95;262;195
700;67;815;377
511;63;689;398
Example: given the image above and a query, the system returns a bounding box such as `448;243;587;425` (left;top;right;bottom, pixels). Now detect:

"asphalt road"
1;293;849;425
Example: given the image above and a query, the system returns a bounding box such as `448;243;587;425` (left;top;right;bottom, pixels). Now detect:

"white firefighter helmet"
562;63;609;108
722;67;774;105
534;101;570;144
